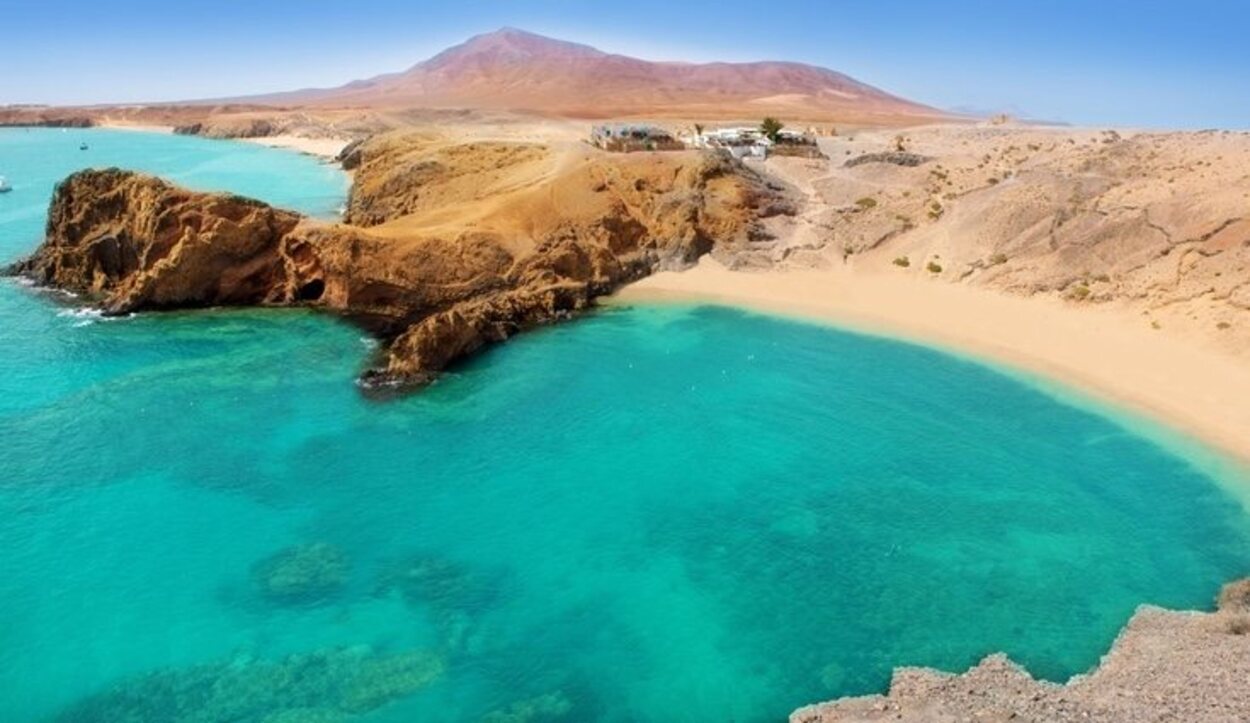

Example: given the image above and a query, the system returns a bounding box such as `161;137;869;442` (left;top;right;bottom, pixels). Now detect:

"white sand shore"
612;260;1250;480
97;122;175;134
99;122;348;159
240;134;350;160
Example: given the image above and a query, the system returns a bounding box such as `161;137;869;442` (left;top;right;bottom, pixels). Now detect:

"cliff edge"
10;136;790;387
793;578;1250;723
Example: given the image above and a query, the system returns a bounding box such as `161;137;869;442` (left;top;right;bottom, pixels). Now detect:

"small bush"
926;261;943;274
1217;321;1232;330
1228;615;1250;636
892;256;911;268
1068;285;1091;301
1092;273;1111;283
989;253;1008;266
855;197;878;210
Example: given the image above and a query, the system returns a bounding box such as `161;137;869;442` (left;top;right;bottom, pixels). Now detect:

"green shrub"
926;261;942;274
989;253;1008;265
1217;321;1232;330
855;197;878;210
892;256;911;268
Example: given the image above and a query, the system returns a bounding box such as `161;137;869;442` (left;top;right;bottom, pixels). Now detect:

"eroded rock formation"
252;543;351;605
10;135;789;388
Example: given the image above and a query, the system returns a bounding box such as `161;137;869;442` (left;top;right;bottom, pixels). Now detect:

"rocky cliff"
792;578;1250;722
10;136;788;388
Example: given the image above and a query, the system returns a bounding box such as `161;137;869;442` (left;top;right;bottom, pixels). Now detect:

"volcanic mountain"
262;28;945;123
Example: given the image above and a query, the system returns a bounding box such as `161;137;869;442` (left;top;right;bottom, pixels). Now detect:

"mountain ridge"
252;28;946;123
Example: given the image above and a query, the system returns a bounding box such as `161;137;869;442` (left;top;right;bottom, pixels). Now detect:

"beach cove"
2;128;1250;722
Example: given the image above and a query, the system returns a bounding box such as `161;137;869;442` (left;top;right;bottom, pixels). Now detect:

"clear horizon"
2;0;1248;129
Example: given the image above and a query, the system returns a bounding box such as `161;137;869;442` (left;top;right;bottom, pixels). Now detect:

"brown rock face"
15;169;304;313
12;138;785;389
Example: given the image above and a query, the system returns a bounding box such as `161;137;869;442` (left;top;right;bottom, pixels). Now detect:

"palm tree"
760;117;784;143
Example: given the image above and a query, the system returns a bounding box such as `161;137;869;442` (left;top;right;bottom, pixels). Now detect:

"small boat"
0;176;11;193
79;143;89;151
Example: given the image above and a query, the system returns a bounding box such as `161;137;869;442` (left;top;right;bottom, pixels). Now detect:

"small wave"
359;336;380;350
58;307;104;320
58;307;134;325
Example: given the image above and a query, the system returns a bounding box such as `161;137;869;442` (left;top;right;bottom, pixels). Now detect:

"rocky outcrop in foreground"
793;578;1250;723
10;138;786;388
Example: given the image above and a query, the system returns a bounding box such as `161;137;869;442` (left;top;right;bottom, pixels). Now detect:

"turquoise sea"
1;128;1249;722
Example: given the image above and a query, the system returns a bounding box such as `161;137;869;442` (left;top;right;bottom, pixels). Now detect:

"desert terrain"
5;26;1250;722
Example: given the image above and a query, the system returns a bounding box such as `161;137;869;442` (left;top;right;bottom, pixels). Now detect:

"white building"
689;127;771;159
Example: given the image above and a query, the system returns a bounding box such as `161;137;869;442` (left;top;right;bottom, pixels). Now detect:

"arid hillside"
261;28;946;124
749;124;1250;354
2;28;947;129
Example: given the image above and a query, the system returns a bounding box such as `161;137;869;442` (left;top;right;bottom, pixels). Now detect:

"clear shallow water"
2;129;1250;722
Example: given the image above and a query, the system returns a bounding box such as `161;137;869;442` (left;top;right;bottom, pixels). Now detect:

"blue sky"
1;0;1246;128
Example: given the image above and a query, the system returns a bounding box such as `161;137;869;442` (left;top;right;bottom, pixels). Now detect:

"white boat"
0;176;11;193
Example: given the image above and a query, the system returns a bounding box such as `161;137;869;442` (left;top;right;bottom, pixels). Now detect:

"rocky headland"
8;133;790;388
793;578;1250;722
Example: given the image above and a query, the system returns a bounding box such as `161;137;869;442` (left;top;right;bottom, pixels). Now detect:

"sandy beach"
239;134;350;160
95;121;348;159
613;260;1250;484
97;121;175;134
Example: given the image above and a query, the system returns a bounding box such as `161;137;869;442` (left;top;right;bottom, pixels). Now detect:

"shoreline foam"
611;259;1250;484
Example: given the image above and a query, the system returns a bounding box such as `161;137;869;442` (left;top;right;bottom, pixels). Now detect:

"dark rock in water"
480;690;575;723
844;152;931;168
374;553;510;654
252;542;350;604
53;645;443;723
336;138;366;171
172;122;203;136
374;554;502;613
